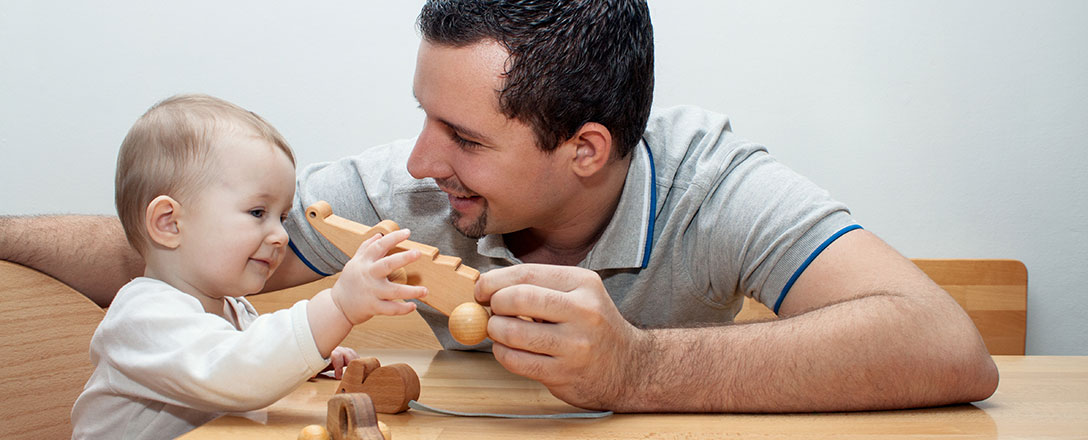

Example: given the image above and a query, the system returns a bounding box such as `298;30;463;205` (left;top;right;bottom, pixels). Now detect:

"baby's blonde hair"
115;94;295;255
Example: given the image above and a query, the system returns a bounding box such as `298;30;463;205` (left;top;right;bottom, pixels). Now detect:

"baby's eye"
249;209;265;218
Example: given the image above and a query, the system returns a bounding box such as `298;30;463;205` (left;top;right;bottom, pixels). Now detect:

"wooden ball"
449;302;490;345
298;424;330;440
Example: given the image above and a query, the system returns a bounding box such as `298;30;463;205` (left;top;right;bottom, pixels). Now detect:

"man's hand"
475;264;651;410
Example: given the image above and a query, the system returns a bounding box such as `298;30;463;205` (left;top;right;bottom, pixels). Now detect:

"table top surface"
179;351;1088;439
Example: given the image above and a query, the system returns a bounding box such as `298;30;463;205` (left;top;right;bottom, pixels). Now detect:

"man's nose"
407;121;453;180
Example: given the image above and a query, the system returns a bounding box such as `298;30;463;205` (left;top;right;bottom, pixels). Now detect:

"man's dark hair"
418;0;654;159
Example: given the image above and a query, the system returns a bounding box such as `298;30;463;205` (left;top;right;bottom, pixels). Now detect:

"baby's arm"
306;229;428;357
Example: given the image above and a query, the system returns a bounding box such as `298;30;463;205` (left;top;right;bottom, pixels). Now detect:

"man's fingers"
488;314;567;357
491;340;561;383
487;284;575;324
475;264;590;303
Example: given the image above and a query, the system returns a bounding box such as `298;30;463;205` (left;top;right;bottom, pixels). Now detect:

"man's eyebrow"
412;91;494;144
440;118;492;144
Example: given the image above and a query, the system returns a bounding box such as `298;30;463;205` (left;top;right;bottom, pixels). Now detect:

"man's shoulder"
645;104;732;140
643;105;766;185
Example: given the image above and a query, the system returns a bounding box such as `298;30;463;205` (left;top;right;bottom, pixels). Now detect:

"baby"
71;94;426;439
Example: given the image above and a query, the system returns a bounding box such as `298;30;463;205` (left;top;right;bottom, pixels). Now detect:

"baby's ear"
145;195;182;249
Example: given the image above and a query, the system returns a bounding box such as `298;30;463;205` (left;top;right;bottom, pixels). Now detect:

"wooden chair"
735;259;1028;355
0;261;105;439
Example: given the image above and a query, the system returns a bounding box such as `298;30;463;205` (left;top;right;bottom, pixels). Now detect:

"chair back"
0;261;105;439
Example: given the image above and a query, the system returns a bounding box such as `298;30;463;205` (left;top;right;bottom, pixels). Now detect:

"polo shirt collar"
477;139;657;270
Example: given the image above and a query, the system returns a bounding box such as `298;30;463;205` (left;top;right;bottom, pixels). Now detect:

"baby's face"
174;134;295;299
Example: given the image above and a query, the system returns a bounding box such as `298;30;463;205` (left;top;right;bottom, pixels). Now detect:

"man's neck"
505;156;632;266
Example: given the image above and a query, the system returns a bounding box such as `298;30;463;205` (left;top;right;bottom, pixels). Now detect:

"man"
0;0;996;412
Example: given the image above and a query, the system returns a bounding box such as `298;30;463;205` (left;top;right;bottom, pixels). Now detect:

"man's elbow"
935;335;999;404
959;348;999;402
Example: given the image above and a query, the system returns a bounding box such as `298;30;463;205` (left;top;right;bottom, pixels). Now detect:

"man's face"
408;40;573;238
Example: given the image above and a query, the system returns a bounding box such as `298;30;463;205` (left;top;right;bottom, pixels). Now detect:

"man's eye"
250;209;265;218
452;133;481;150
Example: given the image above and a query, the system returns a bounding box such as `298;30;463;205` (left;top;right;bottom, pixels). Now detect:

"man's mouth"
447;193;482;211
436;179;483;211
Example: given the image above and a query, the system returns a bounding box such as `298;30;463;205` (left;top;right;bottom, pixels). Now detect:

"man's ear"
145;195;182;249
565;122;613;178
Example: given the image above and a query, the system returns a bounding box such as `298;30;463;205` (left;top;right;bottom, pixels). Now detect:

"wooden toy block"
337;357;420;414
326;393;387;440
336;357;381;394
305;201;491;345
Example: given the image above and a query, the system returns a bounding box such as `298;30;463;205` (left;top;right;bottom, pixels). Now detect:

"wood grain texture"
913;259;1027;355
337;358;381;394
0;260;105;439
327;393;386;440
447;302;490;345
181;350;1088;439
337;358;421;414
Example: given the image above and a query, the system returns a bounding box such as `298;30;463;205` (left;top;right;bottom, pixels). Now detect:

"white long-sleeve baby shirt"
71;277;328;439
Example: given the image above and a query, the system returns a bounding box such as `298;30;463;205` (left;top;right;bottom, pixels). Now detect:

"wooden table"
179;351;1088;439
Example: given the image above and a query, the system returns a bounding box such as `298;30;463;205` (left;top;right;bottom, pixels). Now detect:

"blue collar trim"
289;239;332;277
641;141;657;269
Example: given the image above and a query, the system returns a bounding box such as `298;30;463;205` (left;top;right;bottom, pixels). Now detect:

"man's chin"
449;210;487;239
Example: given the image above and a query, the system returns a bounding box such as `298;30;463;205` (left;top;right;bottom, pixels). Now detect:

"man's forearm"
621;292;998;412
0;215;142;307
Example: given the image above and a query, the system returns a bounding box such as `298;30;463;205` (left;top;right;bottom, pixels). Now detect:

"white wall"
2;1;1085;354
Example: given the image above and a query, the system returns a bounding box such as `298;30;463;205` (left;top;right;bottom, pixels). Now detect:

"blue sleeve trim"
772;224;863;314
288;239;332;277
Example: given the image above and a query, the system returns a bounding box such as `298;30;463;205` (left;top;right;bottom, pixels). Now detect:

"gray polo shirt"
285;105;858;349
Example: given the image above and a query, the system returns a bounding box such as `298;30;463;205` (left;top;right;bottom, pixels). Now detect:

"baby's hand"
331;229;428;325
324;346;360;380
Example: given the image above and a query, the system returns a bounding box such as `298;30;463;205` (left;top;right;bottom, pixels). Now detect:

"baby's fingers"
372;297;420;316
353;233;384;258
360;229;413;259
379;247;423;273
382;284;427;301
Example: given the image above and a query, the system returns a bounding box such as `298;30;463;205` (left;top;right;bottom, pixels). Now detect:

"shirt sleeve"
696;149;857;313
92;283;328;412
